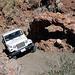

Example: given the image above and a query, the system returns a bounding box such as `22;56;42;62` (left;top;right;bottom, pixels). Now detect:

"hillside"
0;0;75;75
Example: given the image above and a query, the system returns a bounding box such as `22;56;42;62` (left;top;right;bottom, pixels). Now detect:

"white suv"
2;29;36;59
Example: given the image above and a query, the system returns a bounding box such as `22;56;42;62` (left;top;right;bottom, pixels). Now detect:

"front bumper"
10;43;34;57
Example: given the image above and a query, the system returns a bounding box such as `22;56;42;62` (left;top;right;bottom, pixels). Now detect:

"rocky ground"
17;50;75;75
29;12;75;52
0;41;75;75
0;0;75;75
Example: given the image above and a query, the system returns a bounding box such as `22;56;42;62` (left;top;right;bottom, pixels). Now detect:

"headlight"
13;45;16;48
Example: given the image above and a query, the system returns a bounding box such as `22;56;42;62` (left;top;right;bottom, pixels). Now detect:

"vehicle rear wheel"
31;43;36;53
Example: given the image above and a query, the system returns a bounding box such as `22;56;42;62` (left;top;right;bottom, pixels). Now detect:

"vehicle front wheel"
31;43;36;53
8;55;17;59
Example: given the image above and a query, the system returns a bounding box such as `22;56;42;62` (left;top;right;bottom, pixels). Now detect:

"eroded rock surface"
0;49;21;75
28;12;75;51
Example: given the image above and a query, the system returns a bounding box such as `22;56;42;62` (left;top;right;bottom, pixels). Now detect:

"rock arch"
28;12;75;51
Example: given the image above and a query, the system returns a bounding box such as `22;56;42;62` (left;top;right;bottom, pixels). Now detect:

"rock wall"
28;12;75;51
29;12;75;40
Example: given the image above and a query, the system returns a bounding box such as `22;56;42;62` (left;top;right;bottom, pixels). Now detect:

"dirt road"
17;50;75;75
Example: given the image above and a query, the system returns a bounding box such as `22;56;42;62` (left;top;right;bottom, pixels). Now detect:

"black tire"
5;44;7;50
13;56;17;59
8;55;12;59
31;43;36;53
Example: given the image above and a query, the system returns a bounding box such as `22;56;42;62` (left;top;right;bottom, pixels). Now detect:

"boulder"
42;6;48;12
56;39;63;45
56;0;60;4
70;5;75;11
48;5;55;12
57;2;63;11
34;7;42;15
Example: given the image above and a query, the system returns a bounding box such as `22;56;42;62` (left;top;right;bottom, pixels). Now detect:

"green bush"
6;0;15;12
40;55;75;75
29;0;38;5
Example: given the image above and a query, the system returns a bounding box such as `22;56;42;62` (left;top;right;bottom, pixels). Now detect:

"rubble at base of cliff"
0;49;21;75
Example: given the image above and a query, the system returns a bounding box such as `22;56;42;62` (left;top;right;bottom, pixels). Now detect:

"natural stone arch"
28;12;75;48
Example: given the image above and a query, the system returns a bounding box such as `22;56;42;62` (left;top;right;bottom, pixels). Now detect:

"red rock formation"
28;12;75;51
0;49;21;75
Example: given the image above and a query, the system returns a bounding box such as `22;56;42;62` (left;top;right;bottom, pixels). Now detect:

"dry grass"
40;54;75;75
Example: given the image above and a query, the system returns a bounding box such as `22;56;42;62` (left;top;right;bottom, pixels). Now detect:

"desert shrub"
29;0;38;5
6;0;15;12
40;55;75;75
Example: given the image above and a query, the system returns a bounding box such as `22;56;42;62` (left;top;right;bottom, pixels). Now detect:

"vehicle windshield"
5;30;23;41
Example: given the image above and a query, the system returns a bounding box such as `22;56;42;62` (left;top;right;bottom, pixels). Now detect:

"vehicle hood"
6;35;27;46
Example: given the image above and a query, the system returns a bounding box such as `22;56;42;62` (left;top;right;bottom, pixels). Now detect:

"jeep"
2;29;36;59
